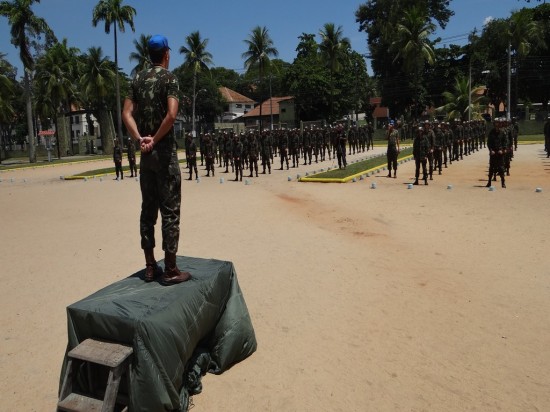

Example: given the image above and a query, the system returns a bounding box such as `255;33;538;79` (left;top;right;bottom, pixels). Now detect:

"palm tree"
242;26;278;131
391;6;436;117
180;31;213;136
0;68;15;162
319;23;350;122
437;75;486;121
79;46;117;155
392;6;436;73
0;0;56;162
35;39;79;157
507;9;543;116
92;0;136;148
129;33;151;78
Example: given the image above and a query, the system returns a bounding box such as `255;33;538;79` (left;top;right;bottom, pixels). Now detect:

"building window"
75;116;80;124
236;104;242;109
281;108;286;113
245;104;251;109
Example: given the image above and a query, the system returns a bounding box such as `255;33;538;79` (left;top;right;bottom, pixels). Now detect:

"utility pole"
468;59;472;122
507;41;512;120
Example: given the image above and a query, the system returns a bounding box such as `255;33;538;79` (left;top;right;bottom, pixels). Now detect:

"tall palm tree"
507;9;543;116
180;31;213;136
0;0;55;162
319;23;350;122
0;69;15;162
35;39;79;157
79;46;117;155
391;6;436;117
129;33;151;78
92;0;136;148
392;6;436;73
242;26;278;131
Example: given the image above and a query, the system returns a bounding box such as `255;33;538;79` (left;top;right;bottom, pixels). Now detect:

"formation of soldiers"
181;116;519;188
405;117;517;187
184;123;376;181
485;117;518;188
407;118;488;185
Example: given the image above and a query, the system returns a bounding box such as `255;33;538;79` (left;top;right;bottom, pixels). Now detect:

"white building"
219;87;256;122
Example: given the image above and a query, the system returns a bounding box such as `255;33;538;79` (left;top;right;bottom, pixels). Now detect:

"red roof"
373;106;389;118
219;87;256;104
242;96;293;118
38;130;55;136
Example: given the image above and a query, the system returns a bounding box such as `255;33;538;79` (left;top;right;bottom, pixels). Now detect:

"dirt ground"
1;143;549;411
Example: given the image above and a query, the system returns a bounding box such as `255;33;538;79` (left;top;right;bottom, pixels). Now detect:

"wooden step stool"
57;338;133;412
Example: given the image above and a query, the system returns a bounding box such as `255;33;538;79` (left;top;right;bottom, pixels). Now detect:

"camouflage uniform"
185;135;198;180
486;120;507;188
128;65;181;254
413;127;429;185
386;126;399;177
127;138;137;177
113;141;124;180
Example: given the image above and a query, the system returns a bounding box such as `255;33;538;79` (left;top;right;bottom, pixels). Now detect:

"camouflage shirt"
129;65;179;153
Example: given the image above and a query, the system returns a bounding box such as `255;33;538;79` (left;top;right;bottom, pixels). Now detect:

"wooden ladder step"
68;339;133;368
58;339;133;412
57;393;104;411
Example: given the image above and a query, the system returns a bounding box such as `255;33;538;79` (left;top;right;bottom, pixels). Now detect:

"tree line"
1;0;549;162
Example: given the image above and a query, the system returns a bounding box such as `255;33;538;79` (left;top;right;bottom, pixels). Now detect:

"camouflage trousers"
139;150;181;254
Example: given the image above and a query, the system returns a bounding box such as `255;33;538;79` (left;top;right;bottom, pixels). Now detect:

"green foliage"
313;147;413;179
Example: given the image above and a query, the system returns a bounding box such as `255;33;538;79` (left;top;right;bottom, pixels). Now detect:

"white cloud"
483;16;494;26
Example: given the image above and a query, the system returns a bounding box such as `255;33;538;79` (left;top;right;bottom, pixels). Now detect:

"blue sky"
0;0;538;79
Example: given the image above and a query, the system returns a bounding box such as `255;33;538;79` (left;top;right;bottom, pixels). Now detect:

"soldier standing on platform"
113;139;124;180
122;34;190;285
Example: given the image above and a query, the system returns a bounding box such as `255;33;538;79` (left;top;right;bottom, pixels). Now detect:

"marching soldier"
278;129;290;170
544;115;550;158
260;132;272;174
232;134;243;181
127;137;137;177
204;133;215;177
336;126;348;169
113;139;124;180
486;118;507;188
413;126;429;185
433;122;445;175
248;132;259;177
185;133;198;180
386;122;400;178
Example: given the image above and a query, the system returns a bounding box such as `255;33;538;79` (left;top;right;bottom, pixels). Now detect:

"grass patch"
68;158;189;179
312;147;413;180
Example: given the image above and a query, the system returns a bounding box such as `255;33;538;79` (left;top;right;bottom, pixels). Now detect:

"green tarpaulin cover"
59;256;257;411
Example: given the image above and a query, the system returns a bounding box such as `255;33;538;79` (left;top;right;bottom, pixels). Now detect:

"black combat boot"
144;249;162;282
160;252;191;285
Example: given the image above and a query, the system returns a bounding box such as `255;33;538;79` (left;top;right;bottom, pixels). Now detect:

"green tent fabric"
58;256;257;411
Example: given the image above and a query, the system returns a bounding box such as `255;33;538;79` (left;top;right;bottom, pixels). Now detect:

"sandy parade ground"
1;142;549;411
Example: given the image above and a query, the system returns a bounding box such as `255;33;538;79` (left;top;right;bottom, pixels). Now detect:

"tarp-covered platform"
58;256;257;411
